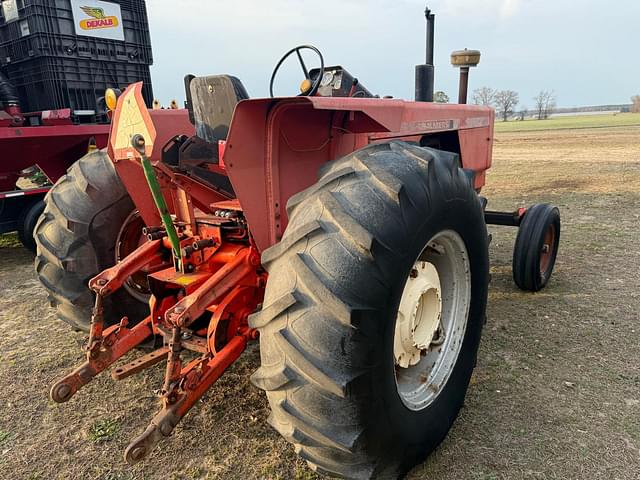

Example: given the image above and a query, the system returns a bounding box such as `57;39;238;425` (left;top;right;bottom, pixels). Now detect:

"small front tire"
512;203;561;291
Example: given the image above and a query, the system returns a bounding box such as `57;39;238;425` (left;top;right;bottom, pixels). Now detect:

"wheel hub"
394;261;442;368
393;230;471;411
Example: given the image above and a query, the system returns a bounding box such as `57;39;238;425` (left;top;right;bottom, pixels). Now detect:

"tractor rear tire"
512;203;560;291
17;199;45;253
250;141;489;479
34;150;148;332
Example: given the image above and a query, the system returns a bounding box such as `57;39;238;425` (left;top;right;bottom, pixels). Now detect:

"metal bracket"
50;316;154;403
164;247;259;327
89;239;163;296
112;346;170;381
124;334;249;464
484;208;527;227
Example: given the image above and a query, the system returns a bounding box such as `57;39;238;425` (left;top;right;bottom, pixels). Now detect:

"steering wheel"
269;45;325;98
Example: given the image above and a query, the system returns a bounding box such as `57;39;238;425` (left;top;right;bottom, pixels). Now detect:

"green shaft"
140;154;182;262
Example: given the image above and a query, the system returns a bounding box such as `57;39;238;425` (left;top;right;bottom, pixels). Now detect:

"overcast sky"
147;0;637;108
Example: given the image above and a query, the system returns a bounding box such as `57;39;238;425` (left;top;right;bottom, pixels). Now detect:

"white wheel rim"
394;230;471;411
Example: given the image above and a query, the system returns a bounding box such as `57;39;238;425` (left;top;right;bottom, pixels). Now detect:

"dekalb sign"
78;6;120;30
71;0;125;41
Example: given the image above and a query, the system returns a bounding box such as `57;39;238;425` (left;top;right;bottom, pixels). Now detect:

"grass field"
0;122;639;479
494;112;640;133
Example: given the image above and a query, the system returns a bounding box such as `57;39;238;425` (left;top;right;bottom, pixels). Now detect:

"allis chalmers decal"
78;6;120;30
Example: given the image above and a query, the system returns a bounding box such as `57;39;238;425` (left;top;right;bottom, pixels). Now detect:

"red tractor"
36;9;560;479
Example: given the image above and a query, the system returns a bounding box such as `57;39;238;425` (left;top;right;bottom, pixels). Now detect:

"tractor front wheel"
512;203;561;291
251;141;489;479
34;150;148;331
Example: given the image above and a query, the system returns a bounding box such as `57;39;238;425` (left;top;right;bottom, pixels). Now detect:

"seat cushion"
189;75;249;144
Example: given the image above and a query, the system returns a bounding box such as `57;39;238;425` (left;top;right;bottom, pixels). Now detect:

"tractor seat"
180;75;250;197
189;74;249;144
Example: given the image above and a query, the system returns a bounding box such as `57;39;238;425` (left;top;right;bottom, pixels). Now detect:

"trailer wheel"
512;203;560;291
17;199;45;253
251;141;489;479
34;150;148;332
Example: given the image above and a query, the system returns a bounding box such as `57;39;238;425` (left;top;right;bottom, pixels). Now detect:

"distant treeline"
554;104;632;114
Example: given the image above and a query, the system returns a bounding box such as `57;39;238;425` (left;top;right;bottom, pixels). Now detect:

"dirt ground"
1;125;639;480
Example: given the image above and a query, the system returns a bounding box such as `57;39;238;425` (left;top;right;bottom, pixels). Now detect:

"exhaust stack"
415;7;435;102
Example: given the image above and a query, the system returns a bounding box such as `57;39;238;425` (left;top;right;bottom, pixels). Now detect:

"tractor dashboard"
310;66;375;98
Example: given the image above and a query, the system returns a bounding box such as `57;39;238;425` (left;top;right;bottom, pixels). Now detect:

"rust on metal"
450;49;481;67
50;316;154;403
124;334;249;464
164;246;258;328
540;223;557;275
112;346;170;381
162;327;183;399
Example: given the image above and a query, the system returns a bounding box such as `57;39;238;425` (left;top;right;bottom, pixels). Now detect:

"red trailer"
0;107;109;250
0;0;156;250
0;105;193;251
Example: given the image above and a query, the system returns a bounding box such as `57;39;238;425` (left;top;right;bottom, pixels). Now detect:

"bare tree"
517;105;528;121
533;90;557;119
544;92;557;118
472;86;495;106
494;90;519;122
533;91;546;119
631;95;640;113
433;90;449;103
